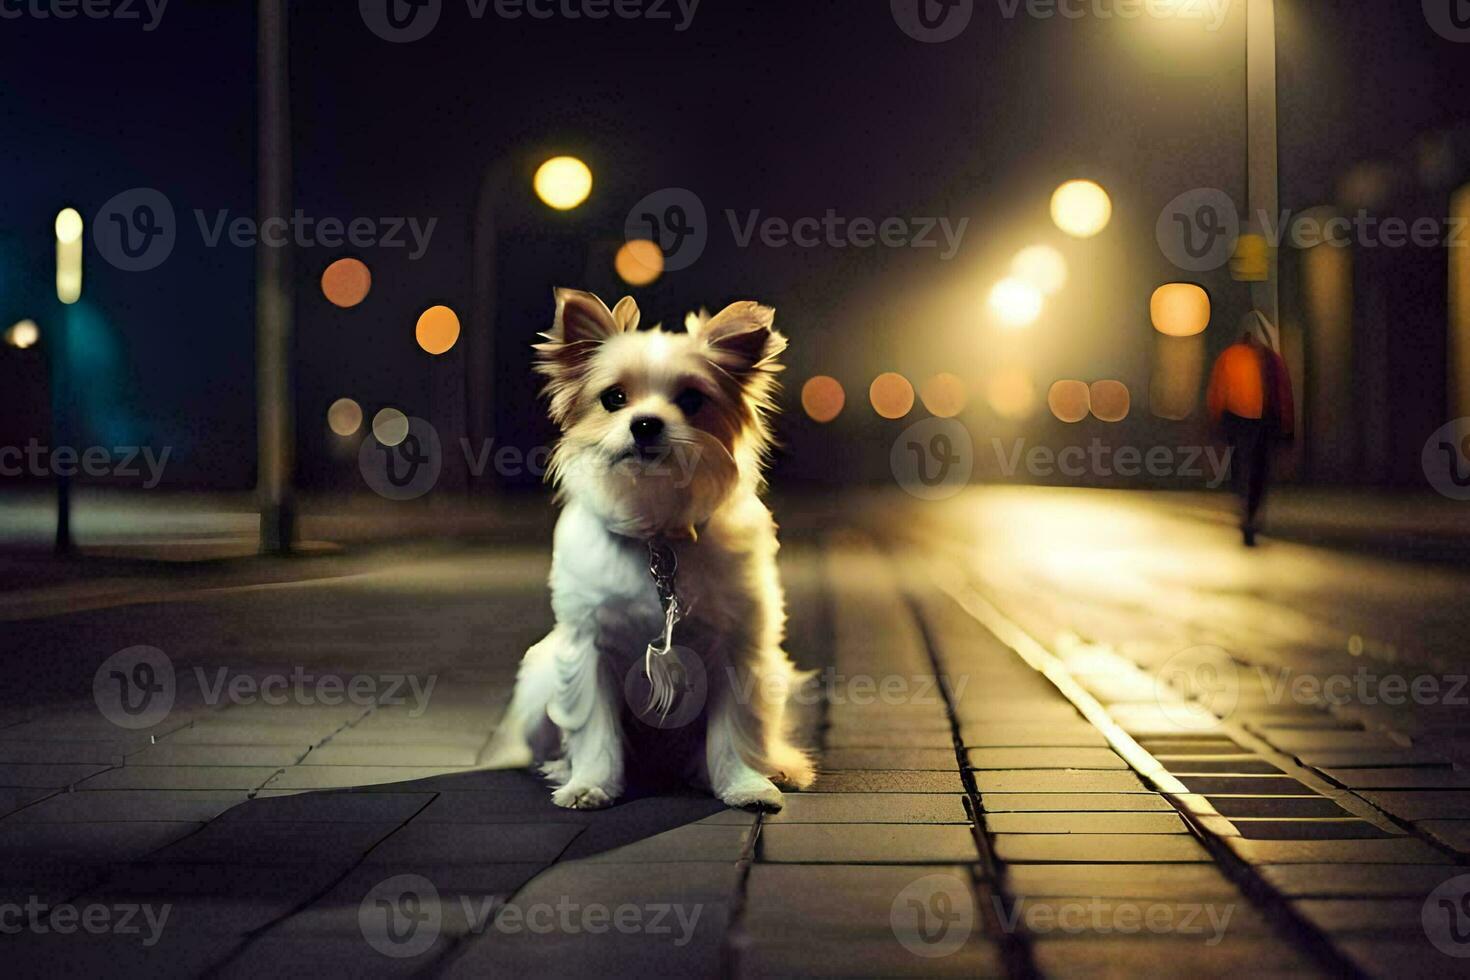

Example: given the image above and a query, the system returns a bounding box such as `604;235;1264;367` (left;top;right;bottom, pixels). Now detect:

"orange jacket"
1206;342;1295;436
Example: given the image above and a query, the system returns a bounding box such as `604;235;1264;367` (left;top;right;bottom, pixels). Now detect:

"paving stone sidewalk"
1;528;1466;977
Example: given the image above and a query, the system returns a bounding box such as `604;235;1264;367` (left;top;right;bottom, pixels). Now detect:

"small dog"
490;288;815;810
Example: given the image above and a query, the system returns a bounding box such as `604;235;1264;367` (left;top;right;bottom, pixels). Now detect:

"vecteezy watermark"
0;440;171;488
993;438;1233;488
358;874;704;958
0;0;169;31
1423;418;1470;501
92;187;437;272
1157;188;1469;272
1424;874;1470;957
0;898;171;946
358;416;702;501
1154;645;1470;728
1155;645;1239;732
892;0;1230;43
891;418;976;501
995;897;1235;945
359;0;700;43
359;416;444;502
625;189;970;272
890;874;975;958
1423;0;1470;43
93;646;437;729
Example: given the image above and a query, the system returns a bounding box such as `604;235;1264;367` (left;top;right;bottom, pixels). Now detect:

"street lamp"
466;153;594;488
52;207;82;553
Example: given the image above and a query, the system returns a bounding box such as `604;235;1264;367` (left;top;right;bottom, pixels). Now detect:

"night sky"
3;0;1468;490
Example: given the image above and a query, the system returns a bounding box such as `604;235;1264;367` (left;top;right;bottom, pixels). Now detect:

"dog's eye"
674;388;705;417
600;387;627;412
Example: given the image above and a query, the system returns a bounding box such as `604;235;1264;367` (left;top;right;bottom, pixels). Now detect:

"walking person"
1206;311;1295;547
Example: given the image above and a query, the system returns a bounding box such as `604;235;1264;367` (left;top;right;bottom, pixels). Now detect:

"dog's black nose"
630;416;665;446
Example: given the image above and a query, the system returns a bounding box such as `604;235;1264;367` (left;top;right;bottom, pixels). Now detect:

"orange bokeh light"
1089;380;1131;422
1150;283;1210;337
801;376;846;423
869;373;916;420
615;240;664;286
1048;380;1091;423
415;305;461;355
321;258;372;308
920;373;968;418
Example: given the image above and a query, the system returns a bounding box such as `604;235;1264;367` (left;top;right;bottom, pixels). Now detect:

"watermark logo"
1424;0;1470;43
360;874;442;958
622;644;708;730
625;188;708;273
995;897;1234;944
0;0;169;30
93;646;176;730
0;441;171;488
892;418;974;500
1154;645;1239;731
1157;188;1239;272
1423;418;1470;501
992;438;1232;488
360;0;442;42
95;188;177;272
0;898;171;945
891;874;975;957
892;0;974;43
1423;875;1470;957
359;416;443;501
93;189;438;271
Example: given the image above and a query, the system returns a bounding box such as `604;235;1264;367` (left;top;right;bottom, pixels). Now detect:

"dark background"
2;0;1467;492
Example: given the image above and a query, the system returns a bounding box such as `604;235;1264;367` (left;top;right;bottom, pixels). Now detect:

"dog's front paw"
552;783;617;810
719;775;783;812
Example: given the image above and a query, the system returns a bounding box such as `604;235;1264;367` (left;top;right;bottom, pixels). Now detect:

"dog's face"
535;289;785;537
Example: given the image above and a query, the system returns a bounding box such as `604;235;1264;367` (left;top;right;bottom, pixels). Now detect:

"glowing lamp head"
5;320;40;349
534;156;593;211
1050;180;1112;239
988;278;1044;329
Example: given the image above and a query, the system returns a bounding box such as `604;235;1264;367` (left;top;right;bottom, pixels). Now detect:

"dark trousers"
1222;412;1272;528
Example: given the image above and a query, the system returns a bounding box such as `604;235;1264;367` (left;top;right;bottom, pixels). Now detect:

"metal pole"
49;311;73;554
1246;0;1280;341
257;0;295;553
468;159;510;490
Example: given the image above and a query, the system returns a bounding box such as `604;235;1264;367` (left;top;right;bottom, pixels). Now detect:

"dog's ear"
612;295;641;332
697;301;786;377
534;288;633;422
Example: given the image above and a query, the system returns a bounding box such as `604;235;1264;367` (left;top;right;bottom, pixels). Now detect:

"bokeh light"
415;305;461;355
989;278;1044;329
533;156;593;211
1089;380;1131;422
321;258;372;308
1011;245;1068;296
615;239;664;286
372;407;409;447
327;397;363;436
1150;283;1211;337
986;369;1036;420
869;373;915;420
54;207;83;244
920;373;968;418
801;375;846;423
5;319;39;350
55;207;82;305
1050;180;1112;238
1048;380;1091;423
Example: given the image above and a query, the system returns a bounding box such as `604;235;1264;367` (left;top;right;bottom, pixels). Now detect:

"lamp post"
257;0;295;554
465;154;593;488
1245;0;1280;346
53;207;83;554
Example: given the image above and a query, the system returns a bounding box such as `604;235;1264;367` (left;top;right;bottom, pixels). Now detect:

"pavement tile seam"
916;565;1390;979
